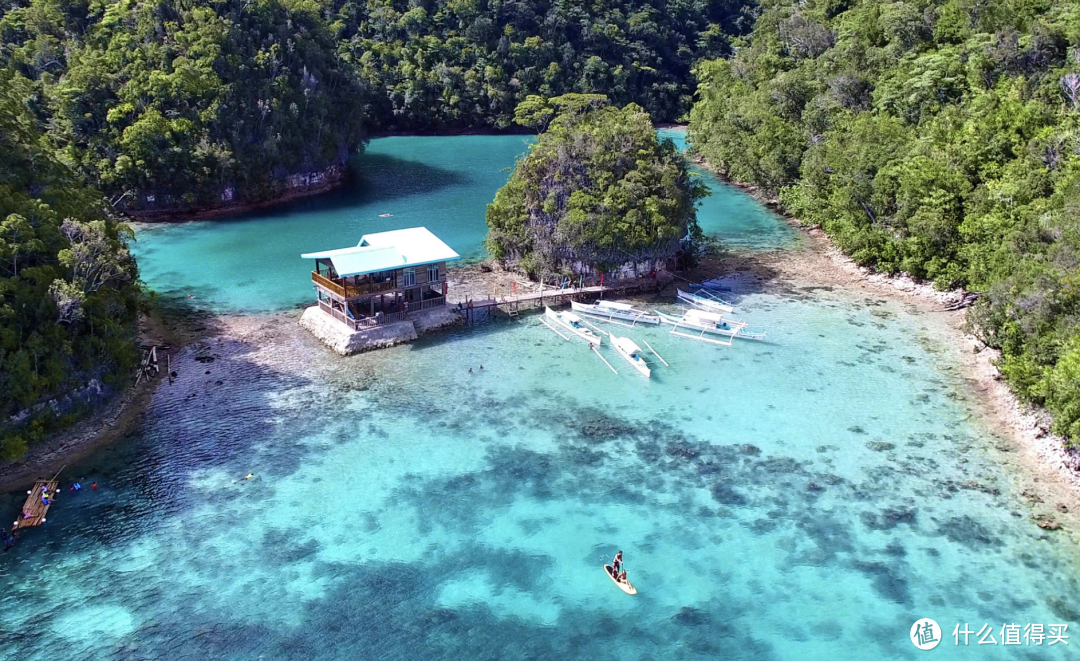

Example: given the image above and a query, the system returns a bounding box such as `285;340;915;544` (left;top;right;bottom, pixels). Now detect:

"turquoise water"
132;133;796;313
3;135;1076;659
1;285;1077;659
658;128;799;253
131;136;533;312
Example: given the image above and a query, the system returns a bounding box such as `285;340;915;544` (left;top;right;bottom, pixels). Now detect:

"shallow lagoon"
2;136;1078;659
2;286;1078;659
131;132;797;313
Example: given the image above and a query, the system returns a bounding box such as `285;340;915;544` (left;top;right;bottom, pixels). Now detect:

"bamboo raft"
12;469;62;530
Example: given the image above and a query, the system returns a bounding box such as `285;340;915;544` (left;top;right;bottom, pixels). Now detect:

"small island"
486;95;708;280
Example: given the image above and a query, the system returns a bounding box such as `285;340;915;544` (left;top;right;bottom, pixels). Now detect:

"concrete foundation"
299;305;463;356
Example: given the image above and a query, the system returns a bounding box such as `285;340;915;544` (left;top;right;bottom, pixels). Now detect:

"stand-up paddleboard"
605;564;637;595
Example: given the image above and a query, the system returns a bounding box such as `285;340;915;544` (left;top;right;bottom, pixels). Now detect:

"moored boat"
677;287;734;313
570;300;660;325
657;309;766;344
545;307;603;344
611;335;651;377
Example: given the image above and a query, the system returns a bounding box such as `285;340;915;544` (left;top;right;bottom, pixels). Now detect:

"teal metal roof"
301;227;459;277
301;246;403;277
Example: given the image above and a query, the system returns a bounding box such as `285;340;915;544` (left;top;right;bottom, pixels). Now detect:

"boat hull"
612;337;651;377
605;565;637;595
570;301;660;325
656;310;765;341
676;288;734;313
545;307;602;344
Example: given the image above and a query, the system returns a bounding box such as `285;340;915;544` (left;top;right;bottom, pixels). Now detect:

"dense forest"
486;95;705;275
0;0;750;215
687;0;1080;442
339;0;752;130
0;69;141;459
4;0;1080;455
0;0;368;216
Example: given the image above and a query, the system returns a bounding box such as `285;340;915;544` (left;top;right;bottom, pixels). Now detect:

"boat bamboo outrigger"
545;307;603;344
657;309;765;344
677;287;735;313
13;467;63;530
611;336;651;377
570;300;660;326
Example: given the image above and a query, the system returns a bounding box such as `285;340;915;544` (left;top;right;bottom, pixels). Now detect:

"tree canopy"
688;0;1080;443
0;69;141;459
1;0;369;216
338;0;753;130
0;0;754;215
486;96;707;275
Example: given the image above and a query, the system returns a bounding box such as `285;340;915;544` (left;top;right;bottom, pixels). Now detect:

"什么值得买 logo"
911;619;942;650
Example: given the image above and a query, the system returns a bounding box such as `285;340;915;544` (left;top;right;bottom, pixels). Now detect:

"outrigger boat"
657;309;766;344
570;300;660;326
677;287;734;313
610;336;651;377
545;307;602;344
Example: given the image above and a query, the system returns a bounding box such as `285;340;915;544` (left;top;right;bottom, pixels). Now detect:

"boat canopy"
684;309;726;324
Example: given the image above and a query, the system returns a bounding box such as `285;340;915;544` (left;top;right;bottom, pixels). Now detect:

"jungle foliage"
0;0;752;213
688;0;1080;442
337;0;753;130
486;95;707;275
1;0;368;215
0;69;141;459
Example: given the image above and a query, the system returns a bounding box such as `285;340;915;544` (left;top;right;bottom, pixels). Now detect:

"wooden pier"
452;275;669;319
13;475;60;530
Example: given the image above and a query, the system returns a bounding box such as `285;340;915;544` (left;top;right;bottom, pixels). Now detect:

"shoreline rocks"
298;305;463;356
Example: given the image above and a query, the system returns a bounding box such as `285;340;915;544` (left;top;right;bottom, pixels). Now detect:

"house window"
428;264;439;282
402;268;416;287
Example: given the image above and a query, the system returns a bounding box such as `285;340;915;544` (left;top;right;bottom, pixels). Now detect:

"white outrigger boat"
656;309;766;345
545;307;603;344
677;287;734;313
570;300;660;326
610;336;651;377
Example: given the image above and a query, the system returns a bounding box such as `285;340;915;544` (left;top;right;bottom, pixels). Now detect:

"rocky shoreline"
123;165;349;223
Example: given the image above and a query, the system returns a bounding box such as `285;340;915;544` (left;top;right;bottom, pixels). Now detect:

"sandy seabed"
696;228;1080;538
4;222;1079;543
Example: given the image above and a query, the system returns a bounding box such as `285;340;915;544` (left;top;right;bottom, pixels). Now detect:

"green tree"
487;99;707;276
0;68;140;459
688;0;1080;444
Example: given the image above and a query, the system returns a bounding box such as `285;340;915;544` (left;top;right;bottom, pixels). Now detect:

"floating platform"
13;478;59;529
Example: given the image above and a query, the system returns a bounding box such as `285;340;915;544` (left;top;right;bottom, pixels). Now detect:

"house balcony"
312;271;398;299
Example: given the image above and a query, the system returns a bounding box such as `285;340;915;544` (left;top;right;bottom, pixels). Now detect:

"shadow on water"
223;152;470;224
0;309;321;563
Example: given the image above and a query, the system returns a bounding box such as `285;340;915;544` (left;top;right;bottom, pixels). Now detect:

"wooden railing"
313;271;346;297
375;310;408;324
317;295;447;331
312;271;397;299
418;296;446;310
